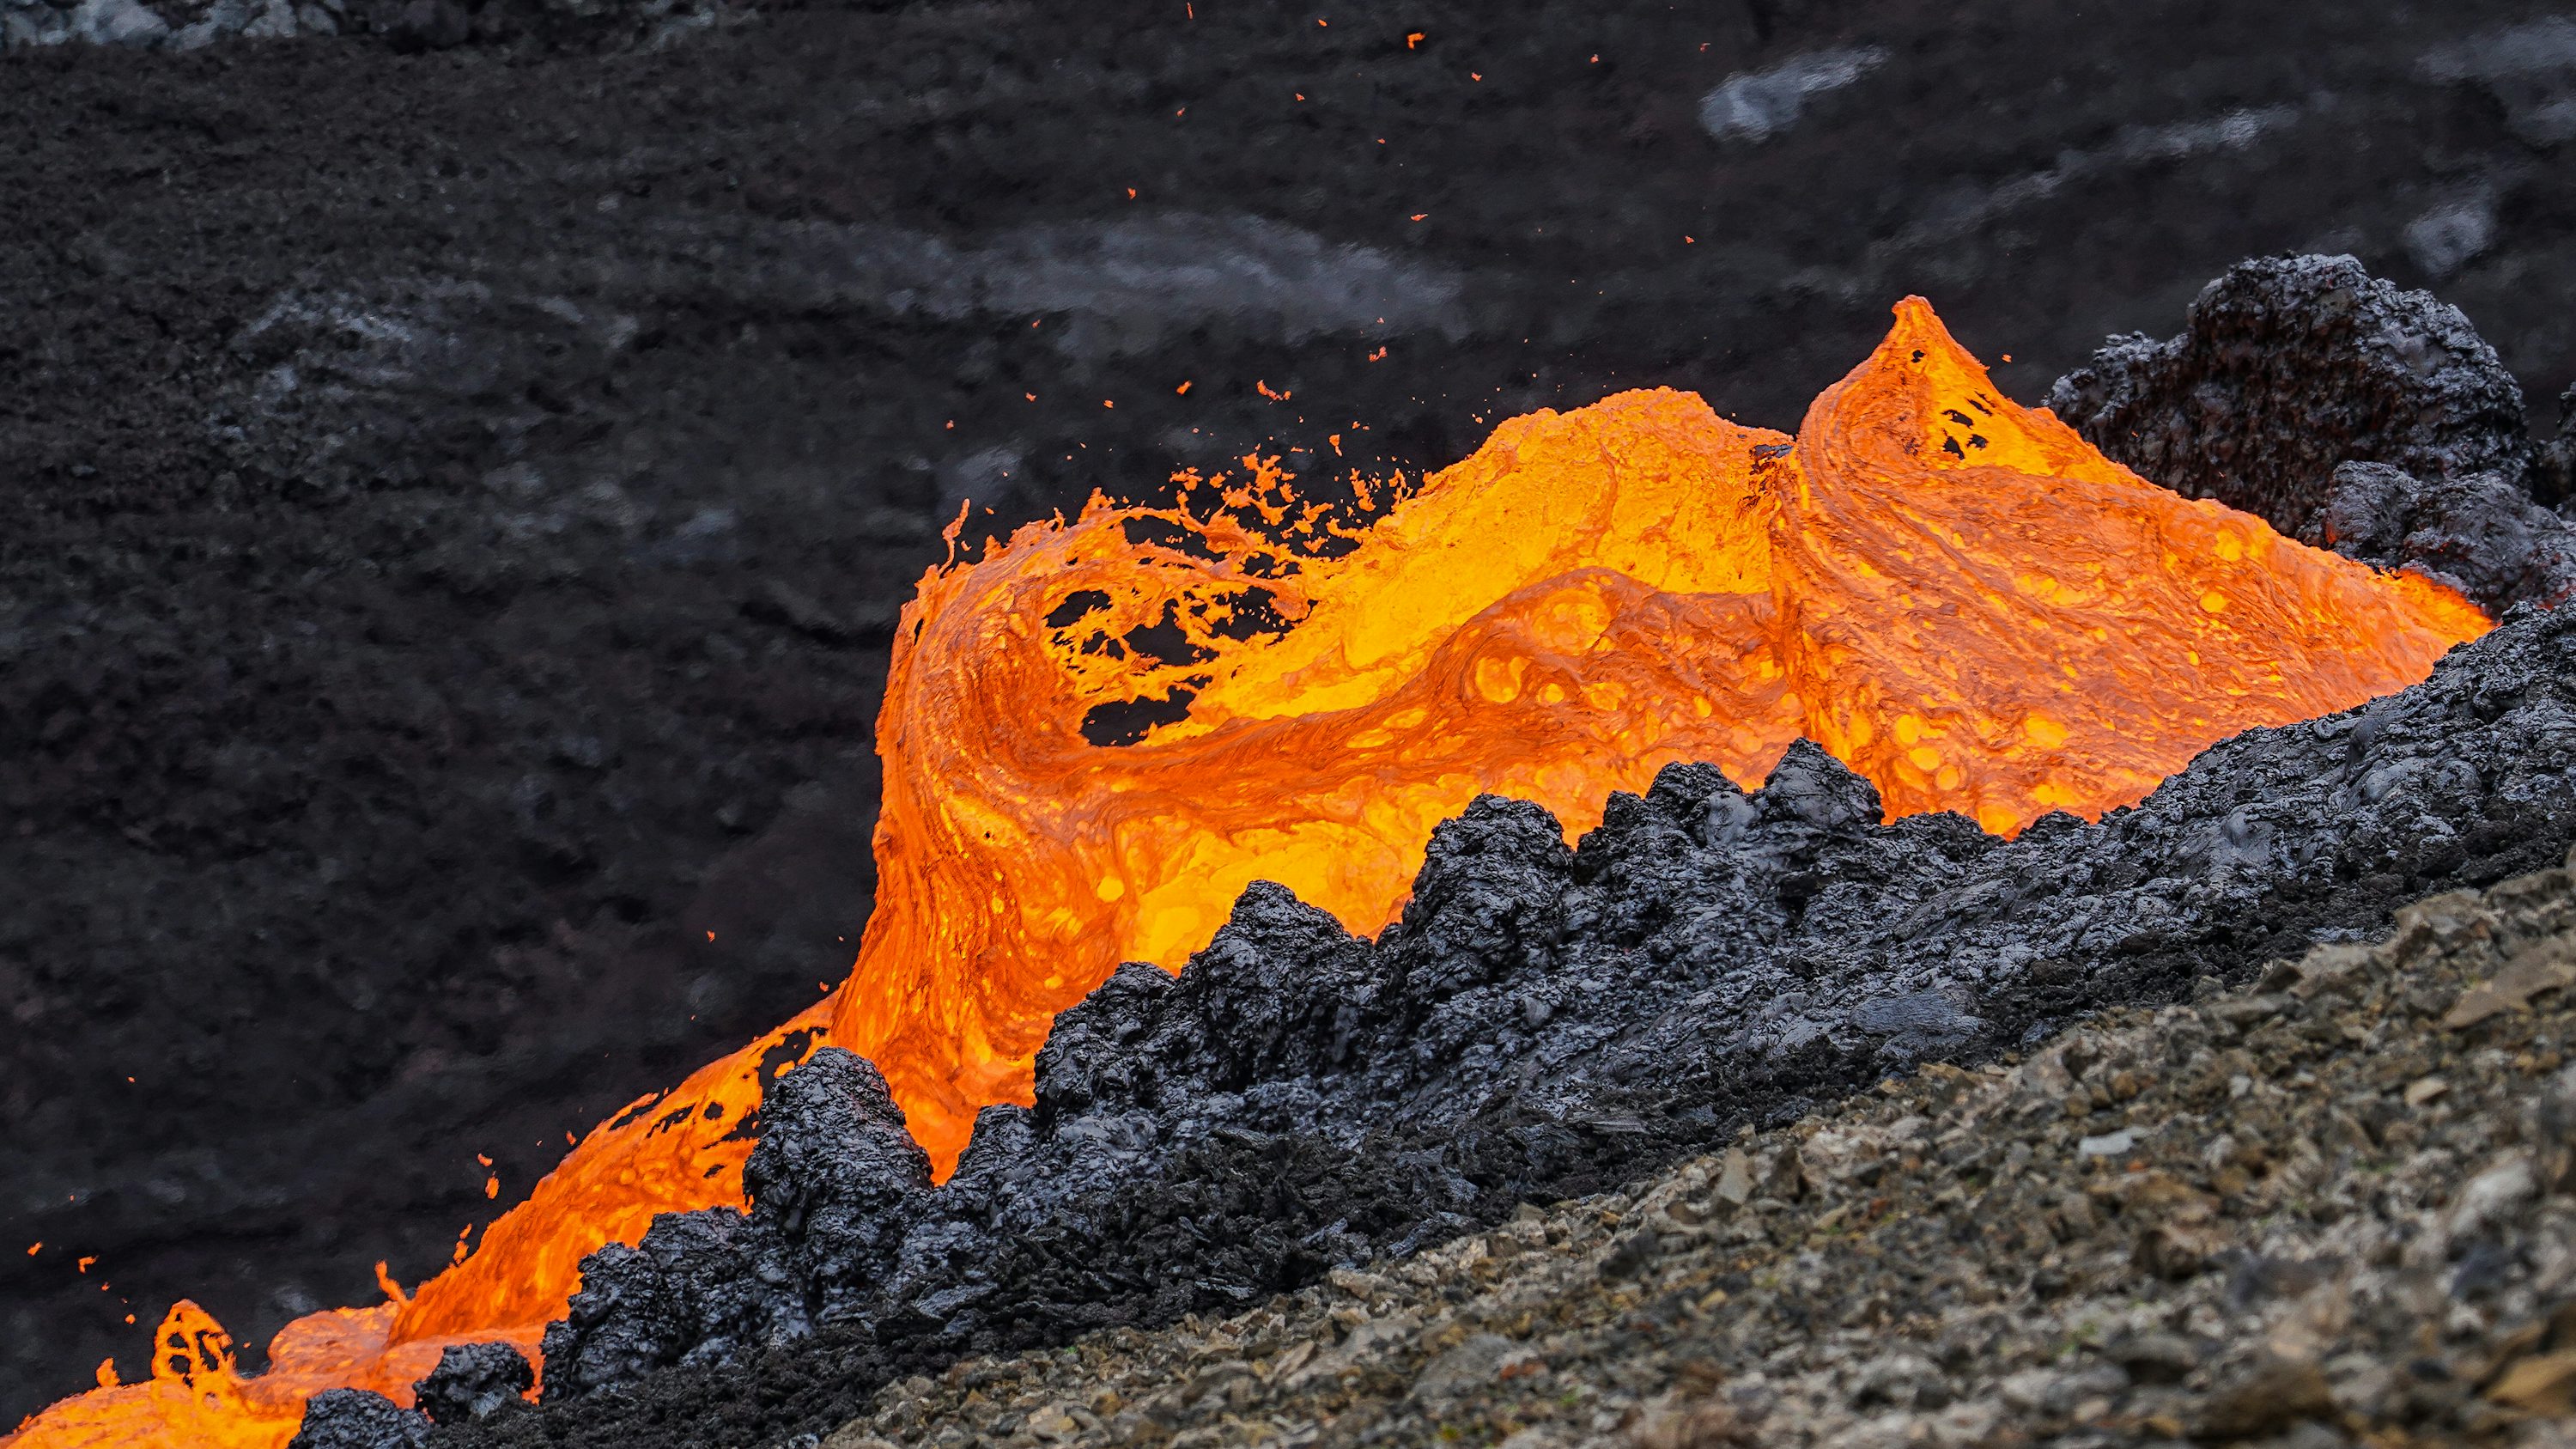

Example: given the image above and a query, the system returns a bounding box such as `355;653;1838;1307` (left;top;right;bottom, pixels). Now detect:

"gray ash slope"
412;258;2576;1449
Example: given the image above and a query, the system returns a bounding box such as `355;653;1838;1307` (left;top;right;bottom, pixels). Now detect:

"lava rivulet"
5;1007;831;1449
5;299;2487;1449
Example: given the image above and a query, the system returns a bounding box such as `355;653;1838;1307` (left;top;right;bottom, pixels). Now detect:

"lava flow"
834;296;2488;1170
6;299;2488;1449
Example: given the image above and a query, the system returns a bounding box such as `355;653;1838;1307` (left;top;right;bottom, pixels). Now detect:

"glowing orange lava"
5;300;2487;1449
834;297;2488;1170
3;1006;832;1449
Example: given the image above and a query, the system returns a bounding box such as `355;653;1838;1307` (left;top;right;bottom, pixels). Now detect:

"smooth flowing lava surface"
8;301;2490;1448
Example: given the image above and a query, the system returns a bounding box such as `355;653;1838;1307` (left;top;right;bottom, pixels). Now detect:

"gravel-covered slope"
819;845;2576;1449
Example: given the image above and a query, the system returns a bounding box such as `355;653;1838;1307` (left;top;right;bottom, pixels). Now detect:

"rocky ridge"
818;844;2576;1449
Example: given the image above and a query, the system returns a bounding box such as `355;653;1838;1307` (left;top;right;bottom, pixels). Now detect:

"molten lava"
4;1008;831;1448
834;297;2488;1169
6;300;2488;1449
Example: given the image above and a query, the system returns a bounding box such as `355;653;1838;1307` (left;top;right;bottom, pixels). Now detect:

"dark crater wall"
9;0;2576;1424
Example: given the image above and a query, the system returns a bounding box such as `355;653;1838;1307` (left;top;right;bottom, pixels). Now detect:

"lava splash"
5;299;2486;1449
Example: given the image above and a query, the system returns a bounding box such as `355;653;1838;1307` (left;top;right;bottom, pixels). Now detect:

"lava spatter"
3;298;2486;1449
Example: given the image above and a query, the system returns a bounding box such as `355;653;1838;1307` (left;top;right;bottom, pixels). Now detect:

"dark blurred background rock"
2;0;2573;1423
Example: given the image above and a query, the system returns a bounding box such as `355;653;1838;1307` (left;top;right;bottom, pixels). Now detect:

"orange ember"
6;299;2486;1449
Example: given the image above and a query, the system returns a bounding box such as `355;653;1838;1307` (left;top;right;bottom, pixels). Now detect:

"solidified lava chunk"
2301;461;2576;612
535;1049;931;1401
410;1342;532;1426
284;1389;427;1449
2047;253;2576;612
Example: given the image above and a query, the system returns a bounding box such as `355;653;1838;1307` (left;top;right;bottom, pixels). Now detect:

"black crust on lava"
2047;254;2576;612
441;259;2576;1447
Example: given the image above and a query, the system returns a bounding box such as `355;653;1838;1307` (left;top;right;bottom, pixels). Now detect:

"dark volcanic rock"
2047;253;2534;522
535;1050;931;1398
289;1389;428;1449
2047;254;2576;612
411;1342;532;1426
515;604;2576;1446
2303;460;2576;611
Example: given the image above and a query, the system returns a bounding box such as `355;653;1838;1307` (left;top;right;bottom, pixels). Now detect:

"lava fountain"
5;299;2487;1449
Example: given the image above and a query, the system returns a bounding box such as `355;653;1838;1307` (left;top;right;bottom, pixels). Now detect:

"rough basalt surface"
2300;460;2576;614
287;1387;429;1449
822;848;2576;1449
538;1049;933;1386
2045;254;2576;613
412;1342;534;1426
437;606;2576;1449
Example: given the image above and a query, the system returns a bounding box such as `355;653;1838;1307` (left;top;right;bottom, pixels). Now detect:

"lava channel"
5;298;2488;1449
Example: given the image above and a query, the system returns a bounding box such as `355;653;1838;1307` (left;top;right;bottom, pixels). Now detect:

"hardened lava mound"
2047;253;2576;614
